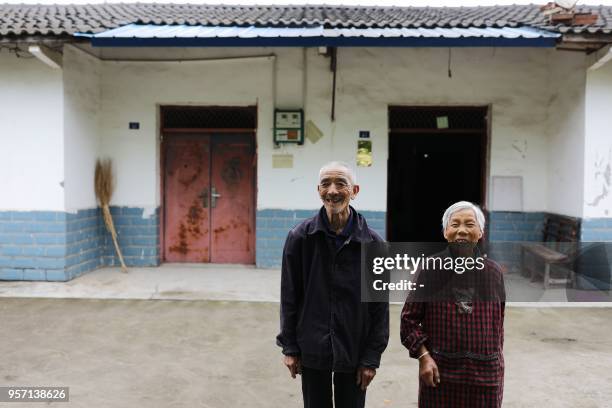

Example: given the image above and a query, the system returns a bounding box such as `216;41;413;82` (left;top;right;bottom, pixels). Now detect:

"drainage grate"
389;106;487;130
161;106;257;129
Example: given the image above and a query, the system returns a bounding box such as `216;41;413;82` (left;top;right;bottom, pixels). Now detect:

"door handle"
198;188;208;208
211;186;222;208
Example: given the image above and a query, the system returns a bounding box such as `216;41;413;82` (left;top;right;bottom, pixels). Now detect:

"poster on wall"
357;140;372;167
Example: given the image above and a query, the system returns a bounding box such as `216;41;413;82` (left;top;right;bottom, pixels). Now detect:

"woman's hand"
419;354;441;387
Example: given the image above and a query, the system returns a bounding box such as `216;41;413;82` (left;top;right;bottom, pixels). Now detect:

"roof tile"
1;3;611;38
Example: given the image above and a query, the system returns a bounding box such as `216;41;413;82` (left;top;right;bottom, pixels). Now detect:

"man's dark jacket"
276;206;389;372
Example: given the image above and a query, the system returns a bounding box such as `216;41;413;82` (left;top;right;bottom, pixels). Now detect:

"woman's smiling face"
443;208;483;243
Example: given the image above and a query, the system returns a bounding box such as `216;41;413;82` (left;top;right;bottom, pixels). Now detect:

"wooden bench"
521;214;580;289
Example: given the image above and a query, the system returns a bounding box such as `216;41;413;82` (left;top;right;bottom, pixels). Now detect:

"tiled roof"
1;3;611;37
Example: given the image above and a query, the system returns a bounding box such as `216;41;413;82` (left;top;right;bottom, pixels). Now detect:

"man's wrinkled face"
318;168;359;215
443;208;483;243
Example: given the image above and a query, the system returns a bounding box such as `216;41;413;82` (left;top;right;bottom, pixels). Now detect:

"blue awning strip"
75;24;560;47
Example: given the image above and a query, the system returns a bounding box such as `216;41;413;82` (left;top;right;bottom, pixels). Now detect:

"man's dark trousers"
301;366;366;408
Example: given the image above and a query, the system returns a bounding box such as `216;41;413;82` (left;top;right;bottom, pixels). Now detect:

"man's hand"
419;355;441;387
283;355;301;379
356;367;376;391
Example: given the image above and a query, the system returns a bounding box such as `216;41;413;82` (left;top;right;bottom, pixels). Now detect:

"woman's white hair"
442;201;486;232
318;161;357;185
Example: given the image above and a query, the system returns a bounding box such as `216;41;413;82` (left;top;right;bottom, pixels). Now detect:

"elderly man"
400;201;505;408
276;161;389;408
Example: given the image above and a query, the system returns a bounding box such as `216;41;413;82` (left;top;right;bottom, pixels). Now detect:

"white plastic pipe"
28;45;62;69
588;46;612;71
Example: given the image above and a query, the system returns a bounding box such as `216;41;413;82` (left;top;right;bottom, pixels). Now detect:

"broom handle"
103;205;128;271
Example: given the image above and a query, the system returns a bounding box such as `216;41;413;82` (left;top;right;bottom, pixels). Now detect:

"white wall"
1;44;592;215
0;49;64;211
97;49;278;216
341;47;552;212
546;51;587;218
63;45;101;212
584;58;612;218
90;46;562;213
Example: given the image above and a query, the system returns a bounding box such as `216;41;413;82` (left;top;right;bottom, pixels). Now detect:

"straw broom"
95;159;127;273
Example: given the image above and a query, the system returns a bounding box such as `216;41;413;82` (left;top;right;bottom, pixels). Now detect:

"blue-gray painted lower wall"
0;211;70;281
581;218;612;241
0;207;159;281
101;207;160;268
487;211;546;242
487;211;546;272
488;213;612;243
487;213;612;275
2;208;611;280
579;218;612;288
256;209;386;268
65;209;104;281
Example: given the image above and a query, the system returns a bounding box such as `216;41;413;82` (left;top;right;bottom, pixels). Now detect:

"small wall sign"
272;154;294;168
359;130;370;138
129;122;140;130
436;116;449;129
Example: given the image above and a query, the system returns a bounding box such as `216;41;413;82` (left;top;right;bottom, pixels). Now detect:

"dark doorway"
387;106;488;242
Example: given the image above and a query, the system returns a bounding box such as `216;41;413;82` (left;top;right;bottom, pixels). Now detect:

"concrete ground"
1;264;609;305
1;299;612;408
1;265;611;407
0;264;279;302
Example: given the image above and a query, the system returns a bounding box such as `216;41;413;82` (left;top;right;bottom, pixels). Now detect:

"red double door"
163;134;255;264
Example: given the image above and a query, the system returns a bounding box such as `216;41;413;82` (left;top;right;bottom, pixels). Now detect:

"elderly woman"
400;201;505;408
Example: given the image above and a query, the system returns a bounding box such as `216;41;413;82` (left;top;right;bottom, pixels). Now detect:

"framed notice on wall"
274;109;304;145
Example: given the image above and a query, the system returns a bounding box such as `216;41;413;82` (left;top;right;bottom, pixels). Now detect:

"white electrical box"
274;109;304;145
